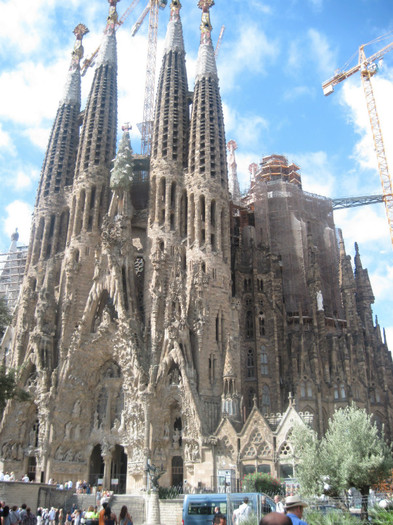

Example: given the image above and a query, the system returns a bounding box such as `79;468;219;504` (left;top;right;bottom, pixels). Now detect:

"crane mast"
322;34;393;248
140;0;160;155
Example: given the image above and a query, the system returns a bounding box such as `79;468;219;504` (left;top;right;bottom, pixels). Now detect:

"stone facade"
0;0;392;494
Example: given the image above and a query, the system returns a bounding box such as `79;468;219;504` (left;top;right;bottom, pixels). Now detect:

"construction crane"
132;0;167;155
322;32;393;248
331;194;384;210
215;25;225;57
81;0;142;75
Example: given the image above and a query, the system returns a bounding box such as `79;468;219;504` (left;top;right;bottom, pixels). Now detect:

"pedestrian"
233;497;252;525
260;513;292;525
274;496;285;514
118;506;132;525
98;503;107;525
22;508;37;525
103;507;116;525
213;514;226;525
9;506;20;525
284;496;309;525
3;506;12;525
49;508;56;525
36;508;42;525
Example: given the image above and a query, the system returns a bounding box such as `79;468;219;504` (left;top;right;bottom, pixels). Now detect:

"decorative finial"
106;0;120;33
170;0;182;21
227;140;237;154
70;24;89;70
122;122;132;132
198;0;214;44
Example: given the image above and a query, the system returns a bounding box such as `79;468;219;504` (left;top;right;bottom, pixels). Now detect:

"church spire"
151;0;189;165
195;0;217;78
73;0;118;189
36;24;88;207
188;0;227;187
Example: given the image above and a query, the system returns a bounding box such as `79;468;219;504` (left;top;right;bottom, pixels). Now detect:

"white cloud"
308;0;323;10
23;127;51;151
249;1;273;15
218;23;278;91
2;200;33;246
223;102;269;147
341;70;393;176
283;85;313;101
287;29;337;79
334;206;390;250
288;150;336;197
0;59;68;126
0;124;15;153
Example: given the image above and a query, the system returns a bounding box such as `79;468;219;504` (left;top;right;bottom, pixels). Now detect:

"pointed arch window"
261;385;270;414
247;348;256;378
246;311;254;338
260;346;268;375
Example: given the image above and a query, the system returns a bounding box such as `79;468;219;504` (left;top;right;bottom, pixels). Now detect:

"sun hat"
284;496;308;509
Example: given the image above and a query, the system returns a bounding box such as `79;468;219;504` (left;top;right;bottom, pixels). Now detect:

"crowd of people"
0;502;134;525
0;473;30;483
212;494;309;525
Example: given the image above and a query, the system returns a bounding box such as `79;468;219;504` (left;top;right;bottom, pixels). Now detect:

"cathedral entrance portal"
89;445;104;487
111;445;127;493
171;456;183;489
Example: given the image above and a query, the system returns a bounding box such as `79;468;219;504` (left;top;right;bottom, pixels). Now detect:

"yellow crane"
322;32;393;248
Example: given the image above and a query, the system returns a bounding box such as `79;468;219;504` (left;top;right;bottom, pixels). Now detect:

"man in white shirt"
274;496;285;513
233;497;252;525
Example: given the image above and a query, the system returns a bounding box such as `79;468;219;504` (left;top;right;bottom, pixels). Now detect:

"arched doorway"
172;456;183;489
89;445;104;487
111;445;127;493
27;456;36;481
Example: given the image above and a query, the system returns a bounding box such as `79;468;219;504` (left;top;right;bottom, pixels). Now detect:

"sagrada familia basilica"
0;0;392;494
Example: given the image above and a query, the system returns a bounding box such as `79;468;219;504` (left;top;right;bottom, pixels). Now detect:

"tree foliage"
241;472;283;495
291;405;393;519
0;366;30;417
0;296;12;337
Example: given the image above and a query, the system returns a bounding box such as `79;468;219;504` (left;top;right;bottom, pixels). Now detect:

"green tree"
0;295;12;337
0;365;30;417
291;405;393;520
0;296;29;416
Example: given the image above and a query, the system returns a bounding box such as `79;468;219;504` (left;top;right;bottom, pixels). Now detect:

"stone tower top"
95;0;119;68
60;24;88;105
195;0;217;78
164;0;185;52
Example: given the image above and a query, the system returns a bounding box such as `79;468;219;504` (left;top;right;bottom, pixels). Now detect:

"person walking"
233;497;252;525
118;507;132;525
284;496;309;525
273;496;285;514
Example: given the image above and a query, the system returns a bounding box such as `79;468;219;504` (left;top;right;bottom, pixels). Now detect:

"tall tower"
62;0;118;341
185;0;233;433
145;0;190;369
10;25;88;371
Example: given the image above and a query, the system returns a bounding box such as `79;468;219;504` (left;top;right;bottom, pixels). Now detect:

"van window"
188;503;227;515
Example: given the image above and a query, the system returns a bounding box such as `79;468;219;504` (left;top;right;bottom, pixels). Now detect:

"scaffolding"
0;242;28;311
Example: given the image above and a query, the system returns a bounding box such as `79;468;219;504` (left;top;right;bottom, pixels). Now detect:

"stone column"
143;392;152;489
146;490;161;525
103;453;112;490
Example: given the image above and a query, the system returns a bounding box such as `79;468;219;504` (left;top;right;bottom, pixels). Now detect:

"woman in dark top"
103;507;117;525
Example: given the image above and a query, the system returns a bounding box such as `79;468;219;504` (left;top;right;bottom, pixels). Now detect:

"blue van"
182;493;275;525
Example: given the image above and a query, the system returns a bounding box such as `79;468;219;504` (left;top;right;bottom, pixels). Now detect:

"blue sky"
0;0;392;345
